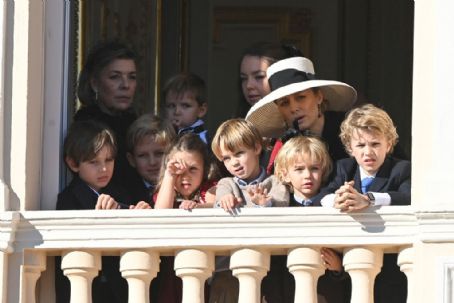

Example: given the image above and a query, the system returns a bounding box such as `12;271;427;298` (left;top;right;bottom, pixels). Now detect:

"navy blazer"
56;175;132;210
314;156;411;206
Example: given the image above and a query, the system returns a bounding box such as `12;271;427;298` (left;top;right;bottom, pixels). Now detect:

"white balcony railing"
1;206;440;302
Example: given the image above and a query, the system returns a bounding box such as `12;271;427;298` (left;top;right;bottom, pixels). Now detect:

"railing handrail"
1;206;424;255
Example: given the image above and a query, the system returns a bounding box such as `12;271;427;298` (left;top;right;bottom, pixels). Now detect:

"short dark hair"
162;73;207;106
77;40;138;107
64;120;117;165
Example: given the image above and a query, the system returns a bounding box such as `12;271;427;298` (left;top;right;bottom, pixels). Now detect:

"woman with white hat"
246;56;357;173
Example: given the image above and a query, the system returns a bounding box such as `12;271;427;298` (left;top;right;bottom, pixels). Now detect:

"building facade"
1;0;454;302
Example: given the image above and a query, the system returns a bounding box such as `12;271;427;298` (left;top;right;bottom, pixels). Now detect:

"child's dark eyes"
106;157;114;163
166;103;176;109
181;103;192;109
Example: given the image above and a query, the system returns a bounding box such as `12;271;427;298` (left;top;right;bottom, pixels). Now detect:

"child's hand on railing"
247;184;271;206
129;201;152;209
218;194;242;212
95;194;120;210
179;200;198;210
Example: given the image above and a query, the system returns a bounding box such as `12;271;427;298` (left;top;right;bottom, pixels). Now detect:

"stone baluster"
287;247;324;303
61;250;101;303
175;249;214;303
343;247;383;303
120;250;160;303
398;246;414;303
20;250;46;303
230;248;270;303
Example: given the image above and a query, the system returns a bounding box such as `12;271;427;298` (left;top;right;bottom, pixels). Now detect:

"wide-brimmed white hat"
245;56;357;138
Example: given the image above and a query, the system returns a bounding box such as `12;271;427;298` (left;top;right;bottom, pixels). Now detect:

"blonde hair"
340;104;398;154
211;118;263;160
126;114;176;153
274;136;332;184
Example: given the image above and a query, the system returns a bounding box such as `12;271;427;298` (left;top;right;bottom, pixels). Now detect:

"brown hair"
64;120;116;165
155;133;219;193
77;40;138;107
163;73;207;106
211;118;263;161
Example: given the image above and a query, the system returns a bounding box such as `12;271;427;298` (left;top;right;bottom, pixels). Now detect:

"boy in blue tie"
317;103;411;303
317;104;410;209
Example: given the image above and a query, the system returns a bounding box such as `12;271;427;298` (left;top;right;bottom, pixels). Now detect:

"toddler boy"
211;118;288;211
163;73;209;143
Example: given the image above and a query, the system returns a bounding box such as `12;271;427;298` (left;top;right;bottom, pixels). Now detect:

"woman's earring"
317;103;321;118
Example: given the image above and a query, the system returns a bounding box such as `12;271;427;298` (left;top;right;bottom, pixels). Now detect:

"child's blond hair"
126;114;176;153
340;104;398;155
274;136;332;183
211;118;263;160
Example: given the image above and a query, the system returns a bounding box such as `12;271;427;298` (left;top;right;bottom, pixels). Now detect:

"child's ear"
254;143;262;155
282;170;291;183
90;77;98;93
65;157;79;173
386;140;392;154
126;152;136;168
197;103;208;118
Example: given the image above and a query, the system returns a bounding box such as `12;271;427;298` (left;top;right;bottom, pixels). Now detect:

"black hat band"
268;69;316;91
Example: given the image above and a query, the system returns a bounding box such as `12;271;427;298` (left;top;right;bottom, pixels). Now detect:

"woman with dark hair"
237;41;301;117
75;40;139;184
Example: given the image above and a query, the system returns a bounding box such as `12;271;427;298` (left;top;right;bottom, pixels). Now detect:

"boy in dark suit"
56;120;130;303
125;114;176;206
317;104;410;209
317;103;410;303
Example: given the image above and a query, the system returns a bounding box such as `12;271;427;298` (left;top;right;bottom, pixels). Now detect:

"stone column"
398;246;414;303
120;250;160;303
287;247;324;303
20;251;46;303
343;247;383;303
175;249;214;303
230;248;270;303
61;250;101;303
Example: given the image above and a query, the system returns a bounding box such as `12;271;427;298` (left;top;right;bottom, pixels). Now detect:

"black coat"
55;176;131;303
314;156;411;206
